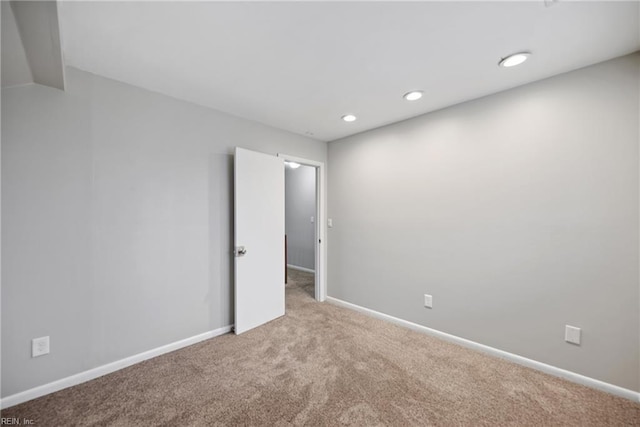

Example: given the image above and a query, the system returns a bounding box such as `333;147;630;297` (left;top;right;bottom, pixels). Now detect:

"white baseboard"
0;325;233;409
326;296;640;403
287;264;315;274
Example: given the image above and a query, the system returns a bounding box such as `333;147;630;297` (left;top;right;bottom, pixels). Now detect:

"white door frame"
278;153;327;302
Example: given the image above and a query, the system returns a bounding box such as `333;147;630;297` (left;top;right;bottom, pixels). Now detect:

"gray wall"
327;53;640;392
1;67;327;397
285;165;316;270
1;1;33;88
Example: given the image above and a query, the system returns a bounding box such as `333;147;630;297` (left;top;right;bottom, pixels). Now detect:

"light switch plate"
565;325;581;345
424;294;433;309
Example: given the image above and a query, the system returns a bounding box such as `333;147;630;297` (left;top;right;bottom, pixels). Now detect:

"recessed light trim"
286;161;301;169
499;52;531;68
342;114;357;122
403;91;423;101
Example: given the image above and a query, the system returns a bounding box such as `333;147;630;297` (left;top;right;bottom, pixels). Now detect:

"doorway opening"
279;154;326;302
285;162;316;299
233;148;326;335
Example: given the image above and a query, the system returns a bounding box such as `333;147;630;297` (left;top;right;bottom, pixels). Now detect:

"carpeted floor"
3;269;639;426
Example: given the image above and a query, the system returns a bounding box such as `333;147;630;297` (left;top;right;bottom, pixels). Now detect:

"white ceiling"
59;1;639;142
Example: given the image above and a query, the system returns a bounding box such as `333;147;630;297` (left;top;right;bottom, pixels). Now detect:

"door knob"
235;246;247;257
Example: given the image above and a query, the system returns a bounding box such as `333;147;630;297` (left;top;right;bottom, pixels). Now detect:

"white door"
234;147;285;334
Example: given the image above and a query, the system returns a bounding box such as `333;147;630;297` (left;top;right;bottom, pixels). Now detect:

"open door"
234;147;285;334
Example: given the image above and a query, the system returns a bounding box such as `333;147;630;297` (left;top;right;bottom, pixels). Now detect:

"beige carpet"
3;269;639;426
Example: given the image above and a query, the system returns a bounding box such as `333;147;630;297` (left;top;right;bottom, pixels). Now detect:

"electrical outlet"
565;325;581;345
424;294;433;309
328;218;333;228
32;336;50;357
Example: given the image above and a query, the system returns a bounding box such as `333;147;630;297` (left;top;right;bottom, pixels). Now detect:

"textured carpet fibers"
3;269;639;426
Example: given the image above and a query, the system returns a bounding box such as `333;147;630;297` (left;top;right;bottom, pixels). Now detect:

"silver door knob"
235;246;247;257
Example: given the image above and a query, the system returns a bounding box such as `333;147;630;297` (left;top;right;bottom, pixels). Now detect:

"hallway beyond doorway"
286;267;314;300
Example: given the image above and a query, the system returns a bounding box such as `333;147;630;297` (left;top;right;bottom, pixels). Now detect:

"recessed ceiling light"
403;91;423;101
499;52;531;68
342;114;357;122
286;161;301;169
